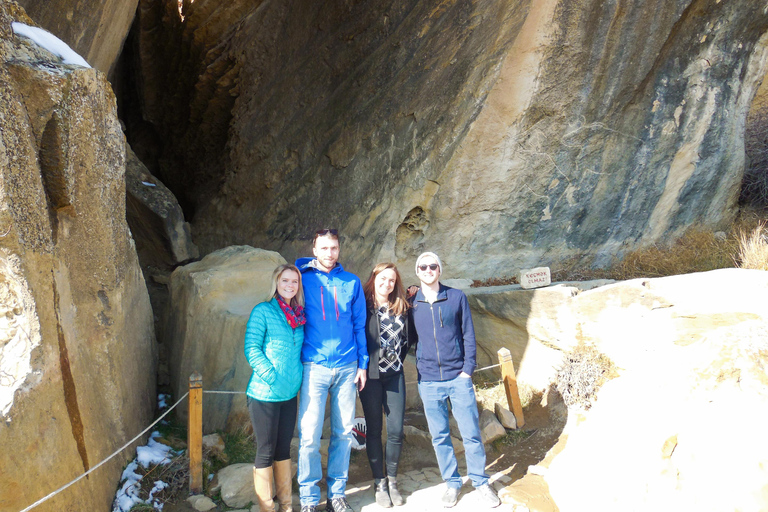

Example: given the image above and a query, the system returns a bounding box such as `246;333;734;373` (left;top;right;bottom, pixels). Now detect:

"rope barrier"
18;392;189;512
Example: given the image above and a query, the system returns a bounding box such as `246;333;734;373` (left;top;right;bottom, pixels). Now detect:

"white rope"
476;362;502;372
18;392;190;512
405;362;503;385
202;390;244;394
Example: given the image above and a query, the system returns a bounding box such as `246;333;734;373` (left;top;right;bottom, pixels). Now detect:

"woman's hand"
355;368;367;391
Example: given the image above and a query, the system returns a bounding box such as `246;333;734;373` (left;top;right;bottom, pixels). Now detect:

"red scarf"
276;295;306;329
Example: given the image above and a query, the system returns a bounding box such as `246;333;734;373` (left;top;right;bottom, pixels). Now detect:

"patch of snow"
137;432;173;467
112;432;176;512
142;181;157;187
11;22;91;68
113;461;143;512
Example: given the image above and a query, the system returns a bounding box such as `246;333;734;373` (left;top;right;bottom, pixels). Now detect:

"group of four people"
243;229;501;512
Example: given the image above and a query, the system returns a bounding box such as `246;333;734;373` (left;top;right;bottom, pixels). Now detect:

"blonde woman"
245;264;306;512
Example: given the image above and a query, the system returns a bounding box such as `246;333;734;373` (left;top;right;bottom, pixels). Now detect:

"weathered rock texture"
126;0;768;278
478;269;768;510
164;245;284;433
126;143;199;270
543;269;768;511
16;0;138;74
0;4;156;511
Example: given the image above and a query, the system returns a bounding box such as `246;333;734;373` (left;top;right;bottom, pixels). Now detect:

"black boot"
374;478;392;508
387;477;403;506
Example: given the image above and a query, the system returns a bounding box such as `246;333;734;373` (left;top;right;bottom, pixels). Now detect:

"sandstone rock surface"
16;0;138;74
128;0;768;279
164;245;285;433
126;143;199;270
0;4;156;511
541;269;768;512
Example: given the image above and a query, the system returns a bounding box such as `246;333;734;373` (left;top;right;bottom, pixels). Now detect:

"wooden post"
498;348;525;428
188;372;203;495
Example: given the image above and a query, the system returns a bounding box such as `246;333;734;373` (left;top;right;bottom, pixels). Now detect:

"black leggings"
248;396;298;468
358;372;406;479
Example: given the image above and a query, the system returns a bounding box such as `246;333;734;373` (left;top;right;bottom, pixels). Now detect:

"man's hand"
407;285;419;298
459;371;471;379
355;368;367;391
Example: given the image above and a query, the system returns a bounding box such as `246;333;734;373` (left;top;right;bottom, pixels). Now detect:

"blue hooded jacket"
296;257;369;370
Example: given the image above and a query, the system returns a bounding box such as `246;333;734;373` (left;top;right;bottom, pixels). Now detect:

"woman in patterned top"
360;262;411;508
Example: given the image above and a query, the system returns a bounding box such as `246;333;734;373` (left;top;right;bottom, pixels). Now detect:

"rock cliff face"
0;4;156;511
127;0;768;278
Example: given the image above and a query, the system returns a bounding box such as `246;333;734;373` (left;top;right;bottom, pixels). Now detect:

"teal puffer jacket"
244;298;304;402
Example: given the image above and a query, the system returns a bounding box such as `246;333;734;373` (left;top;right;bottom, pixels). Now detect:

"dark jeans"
248;395;298;468
358;372;406;479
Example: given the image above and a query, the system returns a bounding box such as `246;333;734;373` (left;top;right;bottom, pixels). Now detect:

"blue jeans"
418;375;489;488
298;361;358;505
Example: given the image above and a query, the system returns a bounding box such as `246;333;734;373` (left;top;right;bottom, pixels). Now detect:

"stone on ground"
218;463;257;509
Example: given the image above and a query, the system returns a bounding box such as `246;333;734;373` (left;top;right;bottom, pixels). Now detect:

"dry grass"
555;344;614;410
474;378;534;413
737;222;768;270
607;228;738;280
508;208;767;285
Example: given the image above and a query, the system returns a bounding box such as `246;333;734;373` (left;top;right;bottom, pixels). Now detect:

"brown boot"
273;459;294;512
253;466;276;512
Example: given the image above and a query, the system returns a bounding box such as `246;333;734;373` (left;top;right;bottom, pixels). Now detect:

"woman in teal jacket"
245;264;305;512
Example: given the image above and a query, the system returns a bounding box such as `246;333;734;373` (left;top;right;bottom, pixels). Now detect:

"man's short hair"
313;228;339;245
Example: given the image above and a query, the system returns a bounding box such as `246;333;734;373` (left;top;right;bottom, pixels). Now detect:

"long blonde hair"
362;262;409;316
268;264;304;308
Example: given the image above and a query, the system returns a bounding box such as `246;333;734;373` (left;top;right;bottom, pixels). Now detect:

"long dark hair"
362;262;409;316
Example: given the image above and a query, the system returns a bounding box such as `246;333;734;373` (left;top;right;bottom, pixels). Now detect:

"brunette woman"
360;263;411;507
245;264;306;512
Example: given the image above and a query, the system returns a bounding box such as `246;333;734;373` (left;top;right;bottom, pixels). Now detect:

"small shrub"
556;344;614;410
737;222;768;270
218;427;257;471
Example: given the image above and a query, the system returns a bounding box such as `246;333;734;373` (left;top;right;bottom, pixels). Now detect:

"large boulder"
164;245;285;433
0;5;156;511
466;279;613;390
15;0;138;74
127;0;768;278
125;142;199;270
541;269;768;511
467;270;768;393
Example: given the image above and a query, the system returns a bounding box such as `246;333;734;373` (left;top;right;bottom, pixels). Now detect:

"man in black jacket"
410;252;501;508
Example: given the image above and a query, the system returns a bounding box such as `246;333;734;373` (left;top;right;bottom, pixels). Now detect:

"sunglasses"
315;228;338;236
418;263;439;271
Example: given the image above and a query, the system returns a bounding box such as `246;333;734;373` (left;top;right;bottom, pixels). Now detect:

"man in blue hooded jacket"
295;229;368;512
